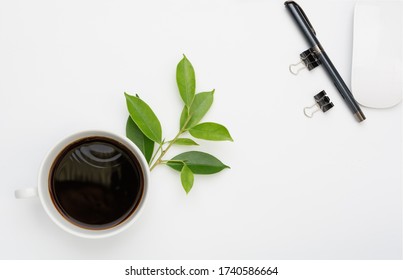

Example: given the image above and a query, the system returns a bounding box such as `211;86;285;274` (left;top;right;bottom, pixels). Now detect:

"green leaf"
126;116;155;164
173;138;199;146
125;93;162;143
180;90;214;129
176;55;195;107
167;151;229;174
189;122;233;141
180;164;194;194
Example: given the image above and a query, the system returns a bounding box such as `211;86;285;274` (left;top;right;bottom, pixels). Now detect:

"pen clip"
291;1;316;35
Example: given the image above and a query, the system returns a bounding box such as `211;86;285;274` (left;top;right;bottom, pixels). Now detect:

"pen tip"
354;111;366;122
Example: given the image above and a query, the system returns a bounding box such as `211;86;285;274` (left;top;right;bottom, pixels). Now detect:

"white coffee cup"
14;130;149;239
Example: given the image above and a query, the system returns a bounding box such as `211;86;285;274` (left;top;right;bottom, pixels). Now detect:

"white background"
0;0;401;259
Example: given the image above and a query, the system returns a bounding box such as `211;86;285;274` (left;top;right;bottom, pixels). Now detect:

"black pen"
284;1;366;122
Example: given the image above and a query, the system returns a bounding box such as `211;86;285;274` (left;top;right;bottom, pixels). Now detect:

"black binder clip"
304;90;334;118
289;47;322;75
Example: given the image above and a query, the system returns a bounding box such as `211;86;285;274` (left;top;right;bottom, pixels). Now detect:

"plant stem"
160;159;185;164
150;130;182;171
149;139;164;166
149;117;191;171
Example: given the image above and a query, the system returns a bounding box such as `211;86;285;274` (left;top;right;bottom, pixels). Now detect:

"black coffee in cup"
49;137;144;230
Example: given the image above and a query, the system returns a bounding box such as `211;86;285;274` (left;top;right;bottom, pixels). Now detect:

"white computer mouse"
351;1;402;109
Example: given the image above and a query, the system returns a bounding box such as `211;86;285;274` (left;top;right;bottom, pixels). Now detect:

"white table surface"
0;0;401;259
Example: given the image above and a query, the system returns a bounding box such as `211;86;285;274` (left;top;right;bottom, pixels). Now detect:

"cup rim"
37;130;149;239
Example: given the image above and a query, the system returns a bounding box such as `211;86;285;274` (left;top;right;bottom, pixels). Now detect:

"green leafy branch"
124;55;232;193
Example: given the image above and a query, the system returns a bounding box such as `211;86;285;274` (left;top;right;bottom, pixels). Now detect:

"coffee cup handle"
15;188;38;199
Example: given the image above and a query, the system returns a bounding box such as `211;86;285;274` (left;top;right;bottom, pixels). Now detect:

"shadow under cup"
48;136;145;231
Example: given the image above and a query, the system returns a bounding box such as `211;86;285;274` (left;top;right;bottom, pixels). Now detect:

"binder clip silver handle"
304;90;334;118
289;47;322;75
303;103;321;118
289;60;306;75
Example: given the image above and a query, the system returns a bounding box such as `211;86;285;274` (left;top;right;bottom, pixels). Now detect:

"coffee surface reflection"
50;137;143;230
